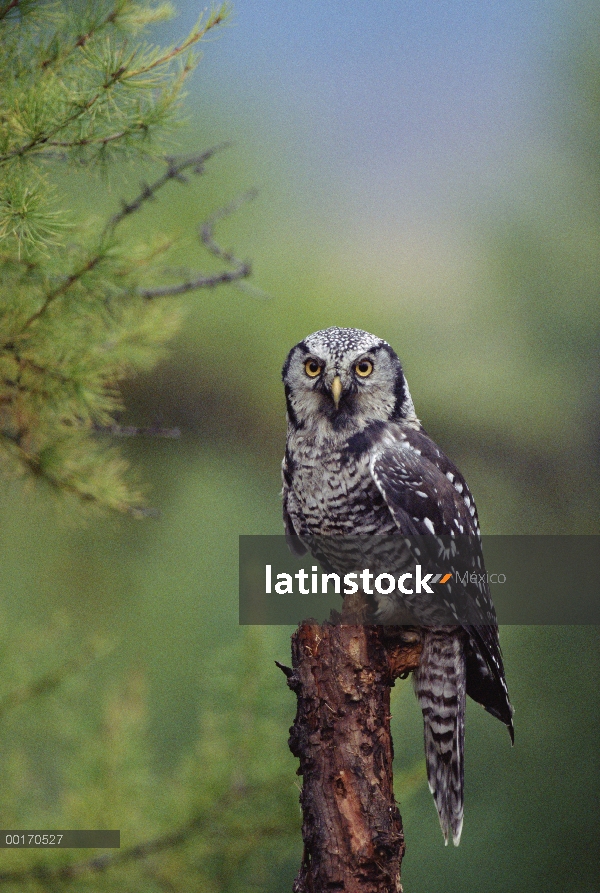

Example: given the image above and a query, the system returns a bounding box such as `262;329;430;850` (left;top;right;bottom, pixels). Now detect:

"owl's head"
282;327;419;431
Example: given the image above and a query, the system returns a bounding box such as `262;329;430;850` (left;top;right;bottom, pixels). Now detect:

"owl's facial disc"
282;327;419;430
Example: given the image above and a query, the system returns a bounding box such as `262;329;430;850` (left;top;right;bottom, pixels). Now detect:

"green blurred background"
0;2;598;891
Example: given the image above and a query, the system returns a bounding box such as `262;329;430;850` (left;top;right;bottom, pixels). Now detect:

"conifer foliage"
0;0;247;513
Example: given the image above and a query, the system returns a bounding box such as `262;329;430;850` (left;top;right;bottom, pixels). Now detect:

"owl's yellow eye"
305;359;322;378
355;359;374;377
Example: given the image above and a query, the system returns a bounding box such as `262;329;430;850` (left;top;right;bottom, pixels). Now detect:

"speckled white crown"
303;327;389;360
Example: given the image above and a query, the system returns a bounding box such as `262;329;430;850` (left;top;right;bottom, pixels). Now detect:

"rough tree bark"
279;617;422;893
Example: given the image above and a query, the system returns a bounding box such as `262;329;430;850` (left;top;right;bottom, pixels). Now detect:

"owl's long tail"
413;628;466;846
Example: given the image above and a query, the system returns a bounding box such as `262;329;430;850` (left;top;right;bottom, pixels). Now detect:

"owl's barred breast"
285;428;398;536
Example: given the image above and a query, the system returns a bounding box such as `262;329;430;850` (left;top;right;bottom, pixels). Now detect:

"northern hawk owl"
281;326;513;846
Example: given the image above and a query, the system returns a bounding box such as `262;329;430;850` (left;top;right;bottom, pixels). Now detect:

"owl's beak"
331;375;343;409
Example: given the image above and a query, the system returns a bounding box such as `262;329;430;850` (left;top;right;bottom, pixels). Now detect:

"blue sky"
162;0;581;228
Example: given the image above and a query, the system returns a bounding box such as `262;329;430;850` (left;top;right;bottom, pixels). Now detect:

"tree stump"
281;620;422;893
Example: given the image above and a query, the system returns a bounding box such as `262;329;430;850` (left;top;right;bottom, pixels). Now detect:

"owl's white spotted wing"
369;426;478;540
369;424;514;734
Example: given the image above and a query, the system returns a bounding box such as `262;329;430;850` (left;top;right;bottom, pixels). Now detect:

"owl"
281;326;513;846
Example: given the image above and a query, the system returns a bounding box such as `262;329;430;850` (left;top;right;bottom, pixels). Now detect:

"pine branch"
139;190;255;298
0;431;150;517
0;5;229;165
138;264;251;298
0;83;123;165
15;254;103;333
0;141;254;513
45;124;147;149
0;6;254;514
120;5;230;82
39;4;121;70
201;189;258;264
101;148;227;242
11;148;228;338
